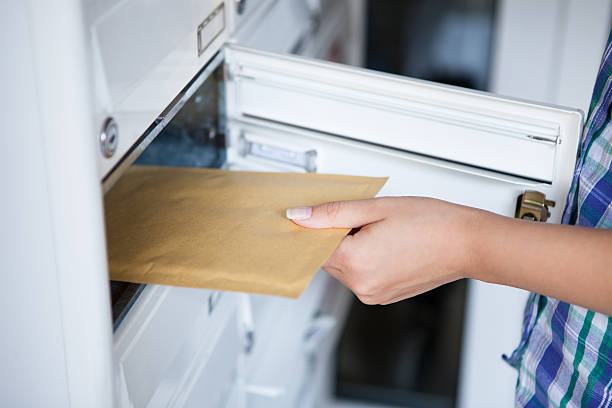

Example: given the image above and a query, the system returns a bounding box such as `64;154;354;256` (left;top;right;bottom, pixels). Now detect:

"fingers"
286;198;387;229
321;235;357;284
322;225;445;306
321;233;377;303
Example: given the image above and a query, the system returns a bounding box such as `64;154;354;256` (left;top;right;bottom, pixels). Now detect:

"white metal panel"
5;1;116;407
180;308;241;408
303;285;353;408
92;0;217;106
114;286;206;407
0;3;71;406
114;286;238;407
236;271;333;408
91;0;228;178
224;45;582;184
161;292;240;408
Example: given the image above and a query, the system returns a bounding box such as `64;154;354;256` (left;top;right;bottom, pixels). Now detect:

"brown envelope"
104;165;387;298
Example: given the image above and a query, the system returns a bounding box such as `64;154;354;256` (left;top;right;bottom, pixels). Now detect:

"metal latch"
237;133;317;172
515;190;555;222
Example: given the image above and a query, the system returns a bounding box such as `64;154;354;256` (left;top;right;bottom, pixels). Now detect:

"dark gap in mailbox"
108;65;227;330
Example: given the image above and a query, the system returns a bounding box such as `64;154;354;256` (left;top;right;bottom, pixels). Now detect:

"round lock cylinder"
100;117;119;158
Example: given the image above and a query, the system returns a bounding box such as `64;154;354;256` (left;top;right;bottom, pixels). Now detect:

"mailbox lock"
515;190;555;222
99;117;119;158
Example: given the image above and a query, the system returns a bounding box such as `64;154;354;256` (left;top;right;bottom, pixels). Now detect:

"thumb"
286;198;385;229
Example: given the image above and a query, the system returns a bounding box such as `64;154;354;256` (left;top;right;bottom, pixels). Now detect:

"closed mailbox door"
223;44;583;408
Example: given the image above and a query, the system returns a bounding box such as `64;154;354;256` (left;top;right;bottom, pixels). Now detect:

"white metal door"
223;45;584;408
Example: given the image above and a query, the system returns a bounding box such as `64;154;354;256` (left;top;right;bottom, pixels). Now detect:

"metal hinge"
515;190;555;222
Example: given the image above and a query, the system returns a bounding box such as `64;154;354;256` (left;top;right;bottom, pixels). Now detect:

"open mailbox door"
222;44;584;407
224;44;582;205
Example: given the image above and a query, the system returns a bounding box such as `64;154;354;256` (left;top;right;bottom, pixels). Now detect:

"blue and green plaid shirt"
504;30;612;407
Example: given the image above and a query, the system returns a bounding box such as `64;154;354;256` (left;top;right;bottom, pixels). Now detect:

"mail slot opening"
107;64;227;328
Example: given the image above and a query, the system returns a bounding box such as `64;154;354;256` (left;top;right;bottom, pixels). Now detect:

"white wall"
490;0;611;114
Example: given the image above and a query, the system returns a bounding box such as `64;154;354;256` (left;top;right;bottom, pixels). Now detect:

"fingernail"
286;206;312;220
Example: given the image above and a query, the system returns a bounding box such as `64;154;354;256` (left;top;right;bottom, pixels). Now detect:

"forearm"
467;210;612;315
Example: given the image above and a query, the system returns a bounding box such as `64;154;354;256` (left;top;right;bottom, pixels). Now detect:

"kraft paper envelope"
105;165;387;298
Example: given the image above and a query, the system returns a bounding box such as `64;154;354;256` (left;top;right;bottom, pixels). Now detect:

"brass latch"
515;190;555;222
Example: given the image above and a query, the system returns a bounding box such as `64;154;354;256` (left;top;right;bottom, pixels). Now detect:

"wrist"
459;206;495;281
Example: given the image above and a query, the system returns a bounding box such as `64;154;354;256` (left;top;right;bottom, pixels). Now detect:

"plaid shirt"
504;30;612;407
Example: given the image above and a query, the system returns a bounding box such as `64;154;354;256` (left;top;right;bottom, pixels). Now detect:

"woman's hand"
286;197;483;304
287;196;612;315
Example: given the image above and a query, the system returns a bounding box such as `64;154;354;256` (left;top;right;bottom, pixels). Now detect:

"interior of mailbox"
108;64;226;329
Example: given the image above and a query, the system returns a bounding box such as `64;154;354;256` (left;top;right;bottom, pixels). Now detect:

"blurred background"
342;0;610;114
